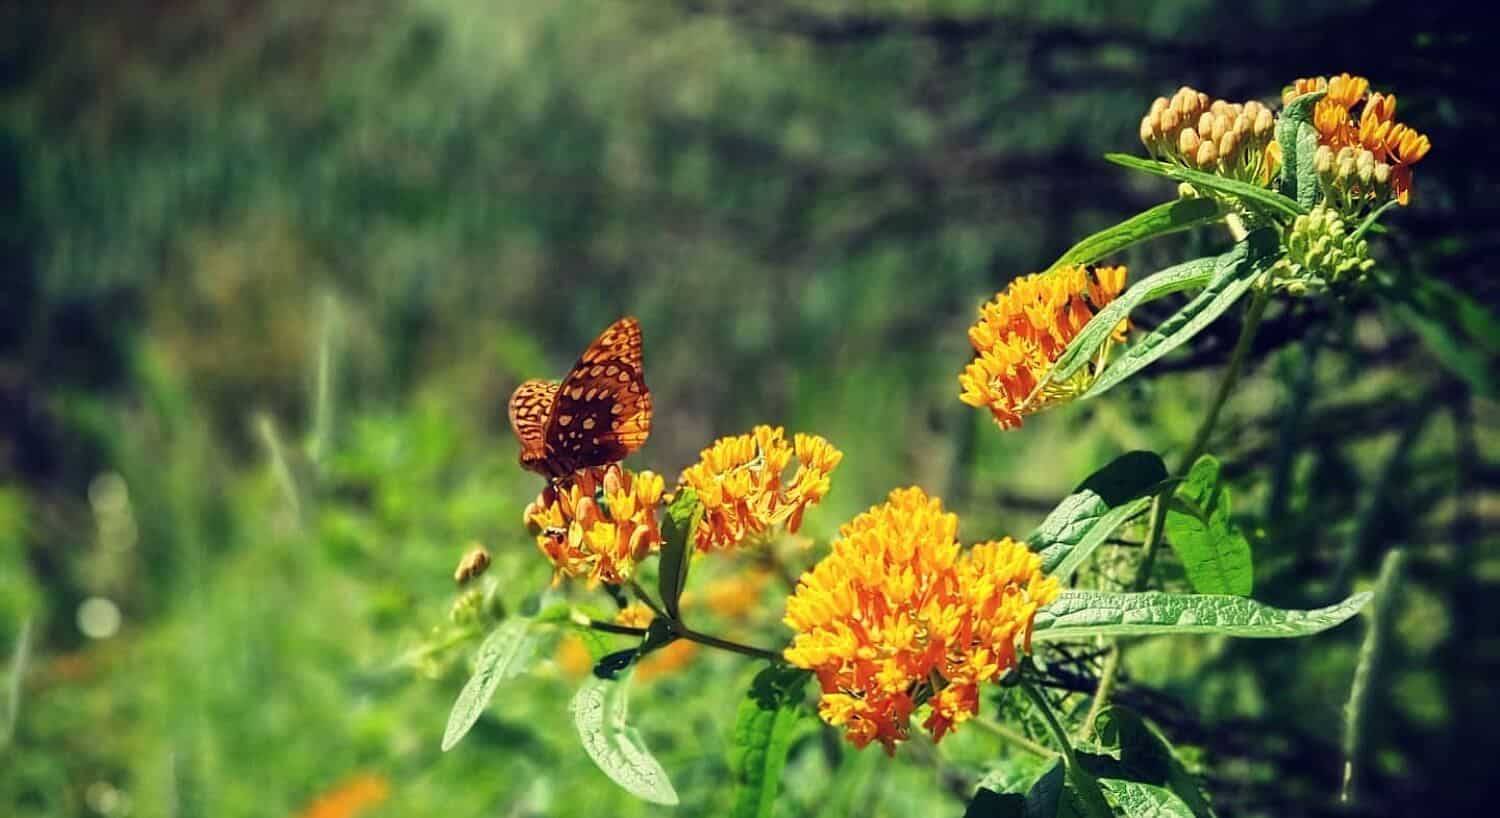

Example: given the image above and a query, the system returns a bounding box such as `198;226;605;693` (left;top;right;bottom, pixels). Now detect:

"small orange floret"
678;426;842;552
523;464;664;585
959;265;1128;430
783;487;1060;752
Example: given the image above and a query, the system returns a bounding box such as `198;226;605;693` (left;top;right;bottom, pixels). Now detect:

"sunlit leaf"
1164;455;1253;596
1275;91;1326;210
1032;590;1370;641
729;665;813;818
1084;230;1279;399
1049;257;1220;386
1100;780;1196;818
1046;198;1225;273
570;672;680;805
1104;154;1305;219
1090;706;1216;818
658;488;703;620
1031;451;1168;581
442;618;541;752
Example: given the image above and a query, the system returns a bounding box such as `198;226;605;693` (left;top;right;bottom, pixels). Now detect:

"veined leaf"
1276;91;1326;210
1031;451;1167;580
1164;455;1253;596
964;788;1026;818
729;665;813;818
1032;590;1371;641
1048;257;1220;386
1104;154;1305;219
1091;706;1215;818
1046;198;1225;273
442;618;542;751
1084;229;1279;399
1100;780;1197;818
571;672;680;805
659;489;703;620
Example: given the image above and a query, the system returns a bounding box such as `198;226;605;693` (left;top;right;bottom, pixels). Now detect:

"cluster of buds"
1283;74;1430;206
1141;86;1278;184
1275;205;1375;295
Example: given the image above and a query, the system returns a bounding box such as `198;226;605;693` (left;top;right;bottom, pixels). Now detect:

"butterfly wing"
543;317;653;475
509;379;560;474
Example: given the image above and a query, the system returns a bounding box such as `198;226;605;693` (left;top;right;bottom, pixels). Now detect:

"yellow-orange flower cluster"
783;487;1060;752
1140;86;1278;184
959;265;1128;430
678;426;843;551
523;464;665;585
1282;73;1431;205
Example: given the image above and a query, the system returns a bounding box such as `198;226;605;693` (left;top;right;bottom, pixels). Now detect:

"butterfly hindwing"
508;379;560;464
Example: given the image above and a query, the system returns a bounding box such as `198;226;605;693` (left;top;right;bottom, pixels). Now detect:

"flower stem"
675;625;784;663
969;715;1055;758
1080;282;1272;739
1021;679;1114;818
626;578;669;620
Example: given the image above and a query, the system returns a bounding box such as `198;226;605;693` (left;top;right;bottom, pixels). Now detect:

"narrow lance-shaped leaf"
1104;154;1305;219
571;672;680;805
1276;91;1327;210
729;665;813;818
1047;257;1220;387
1164;455;1253;596
1046;198;1225;273
1373;270;1500;398
442;618;542;751
1030;451;1167;579
658;488;702;621
1084;229;1279;399
1032;590;1371;641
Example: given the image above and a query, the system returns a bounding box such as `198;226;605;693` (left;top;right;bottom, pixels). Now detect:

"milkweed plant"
425;74;1429;817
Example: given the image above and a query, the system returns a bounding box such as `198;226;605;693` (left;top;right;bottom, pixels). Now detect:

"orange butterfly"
508;317;653;480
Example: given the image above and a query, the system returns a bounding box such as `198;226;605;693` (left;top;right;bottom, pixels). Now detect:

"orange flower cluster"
1282;73;1431;204
678;426;843;551
959;265;1128;430
1140;86;1278;183
295;774;390;818
523;465;665;585
783;487;1060;752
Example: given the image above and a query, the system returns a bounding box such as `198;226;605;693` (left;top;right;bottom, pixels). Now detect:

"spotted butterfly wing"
508;317;652;479
509;379;561;473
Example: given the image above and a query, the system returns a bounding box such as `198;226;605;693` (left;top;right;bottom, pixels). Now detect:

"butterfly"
508;317;653;480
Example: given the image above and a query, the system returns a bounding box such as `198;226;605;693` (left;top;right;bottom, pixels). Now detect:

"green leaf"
1104;154;1305;219
965;789;1027;818
1100;780;1197;818
1031;451;1168;580
1091;706;1215;818
1374;271;1500;398
1046;198;1225;273
1048;257;1220;386
659;488;703;620
1084;229;1279;399
1163;455;1253;596
570;672;680;805
730;665;813;818
1032;590;1371;641
442;618;541;751
1276;91;1326;210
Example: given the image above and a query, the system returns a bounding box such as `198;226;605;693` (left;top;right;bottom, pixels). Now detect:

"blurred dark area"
1;1;1496;816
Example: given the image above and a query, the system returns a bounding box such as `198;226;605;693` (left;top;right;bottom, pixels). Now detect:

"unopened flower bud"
1315;145;1334;176
1179;127;1201;157
1374;162;1392;185
1254;108;1275;138
1150;96;1170;116
1219;131;1239;162
1160;107;1180;134
1196;140;1218;167
1140;115;1157;147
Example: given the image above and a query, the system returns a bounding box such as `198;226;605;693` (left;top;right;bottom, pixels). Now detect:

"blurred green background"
2;1;1496;816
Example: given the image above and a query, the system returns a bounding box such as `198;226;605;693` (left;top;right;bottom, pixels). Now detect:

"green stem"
1021;680;1114;818
626;578;669;620
675;625;784;663
1081;282;1273;739
970;715;1055;758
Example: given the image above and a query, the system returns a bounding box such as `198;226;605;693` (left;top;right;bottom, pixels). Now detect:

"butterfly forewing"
509;317;653;479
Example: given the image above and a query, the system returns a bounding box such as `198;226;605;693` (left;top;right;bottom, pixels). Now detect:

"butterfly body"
508;317;653;480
